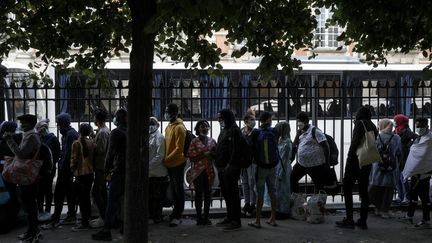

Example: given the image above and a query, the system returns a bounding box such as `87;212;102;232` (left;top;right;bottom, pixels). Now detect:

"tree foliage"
1;0;317;76
315;0;432;69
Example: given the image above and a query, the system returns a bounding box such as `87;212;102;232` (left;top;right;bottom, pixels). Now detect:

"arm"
164;125;186;164
6;133;39;159
347;120;365;158
149;134;166;170
104;129;119;175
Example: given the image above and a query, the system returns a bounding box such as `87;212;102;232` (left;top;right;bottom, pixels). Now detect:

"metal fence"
1;67;432;205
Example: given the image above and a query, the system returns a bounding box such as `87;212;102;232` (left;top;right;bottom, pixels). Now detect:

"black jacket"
347;119;378;165
105;125;127;175
42;133;61;164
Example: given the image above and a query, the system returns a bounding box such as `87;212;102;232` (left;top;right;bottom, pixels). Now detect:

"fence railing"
1;68;431;203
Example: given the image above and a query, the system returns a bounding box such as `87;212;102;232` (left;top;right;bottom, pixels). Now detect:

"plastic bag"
290;192;306;220
305;190;327;224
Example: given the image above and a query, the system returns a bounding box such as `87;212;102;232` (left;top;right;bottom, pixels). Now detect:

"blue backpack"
255;127;279;168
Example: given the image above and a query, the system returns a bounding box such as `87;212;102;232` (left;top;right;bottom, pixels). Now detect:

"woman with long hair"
70;123;96;231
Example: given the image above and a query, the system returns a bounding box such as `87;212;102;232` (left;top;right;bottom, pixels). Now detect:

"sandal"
248;222;261;229
265;221;278;227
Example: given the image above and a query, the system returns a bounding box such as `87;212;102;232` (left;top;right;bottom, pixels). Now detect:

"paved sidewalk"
1;209;432;243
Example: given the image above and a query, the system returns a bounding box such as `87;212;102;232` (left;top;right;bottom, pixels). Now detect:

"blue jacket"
58;127;79;171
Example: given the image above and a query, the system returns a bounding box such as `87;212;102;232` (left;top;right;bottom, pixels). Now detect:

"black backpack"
38;143;53;178
312;127;339;166
377;134;397;172
237;131;254;169
255;127;279;168
183;129;196;157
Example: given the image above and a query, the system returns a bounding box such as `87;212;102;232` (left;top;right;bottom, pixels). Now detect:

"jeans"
219;166;241;224
104;174;125;230
20;182;39;234
193;172;211;220
75;174;94;226
342;162;372;223
52;169;76;223
167;163;186;220
149;176;168;221
241;164;256;205
92;170;107;219
396;173;410;201
407;176;430;221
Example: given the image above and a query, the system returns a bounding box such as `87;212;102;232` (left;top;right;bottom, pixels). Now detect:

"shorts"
255;167;276;196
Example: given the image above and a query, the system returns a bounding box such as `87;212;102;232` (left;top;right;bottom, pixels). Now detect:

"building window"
314;8;341;48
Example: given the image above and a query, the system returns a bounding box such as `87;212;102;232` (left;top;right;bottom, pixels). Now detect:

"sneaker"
38;212;51;222
90;217;105;228
401;200;410;206
18;230;41;240
216;218;231;227
381;212;391;219
355;220;368;230
374;208;381;216
60;215;77;225
41;221;62;230
92;229;113;241
203;218;212;226
335;218;355;229
242;203;250;215
72;224;90;232
398;215;413;224
222;221;241;232
169;218;182;227
414;220;431;229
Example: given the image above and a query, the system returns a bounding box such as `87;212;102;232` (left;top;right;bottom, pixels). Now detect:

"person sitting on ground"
187;119;216;226
70;123;96;231
369;119;401;219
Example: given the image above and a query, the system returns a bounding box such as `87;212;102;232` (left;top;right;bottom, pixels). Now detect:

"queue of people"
1;104;432;243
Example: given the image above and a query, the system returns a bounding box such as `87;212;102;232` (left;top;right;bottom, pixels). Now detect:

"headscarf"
393;114;409;134
378;118;393;134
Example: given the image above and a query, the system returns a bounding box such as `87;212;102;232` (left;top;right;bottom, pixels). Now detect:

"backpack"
377;134;397;172
312;127;339;166
38;143;53;178
183;129;196;157
237;131;254;169
255;127;279;168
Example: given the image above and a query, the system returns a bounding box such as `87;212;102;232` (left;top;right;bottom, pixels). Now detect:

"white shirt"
149;130;167;177
297;125;327;167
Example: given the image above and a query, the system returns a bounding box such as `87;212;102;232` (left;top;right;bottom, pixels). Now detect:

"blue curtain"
200;74;228;119
400;74;413;116
153;73;162;118
58;73;70;114
241;73;251;114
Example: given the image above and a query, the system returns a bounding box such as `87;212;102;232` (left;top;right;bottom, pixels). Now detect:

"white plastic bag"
305;191;327;224
290;193;307;220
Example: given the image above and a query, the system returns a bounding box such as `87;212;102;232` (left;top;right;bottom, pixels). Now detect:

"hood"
170;118;184;126
219;109;236;128
355;106;372;121
394;114;409;134
56;113;71;128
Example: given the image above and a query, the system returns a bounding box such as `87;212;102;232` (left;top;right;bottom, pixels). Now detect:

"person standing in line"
148;117;167;224
163;103;187;227
400;117;432;228
240;111;257;217
4;114;42;242
43;113;79;229
393;114;417;205
92;108;127;241
214;109;243;232
248;112;279;229
70;123;96;231
291;112;330;193
35;119;60;222
90;109;110;228
336;106;377;230
273;121;293;217
187;119;216;226
369;119;402;218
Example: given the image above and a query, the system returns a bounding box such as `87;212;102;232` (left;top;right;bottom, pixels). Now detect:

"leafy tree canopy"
315;0;432;69
0;0;317;77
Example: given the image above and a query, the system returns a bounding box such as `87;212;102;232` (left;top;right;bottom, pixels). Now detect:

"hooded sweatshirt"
164;118;186;168
56;113;79;171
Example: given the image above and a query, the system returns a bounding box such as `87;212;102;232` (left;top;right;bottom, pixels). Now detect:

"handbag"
0;175;10;205
2;146;42;185
356;120;381;167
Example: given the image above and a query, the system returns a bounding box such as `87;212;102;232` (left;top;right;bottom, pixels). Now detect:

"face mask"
164;113;171;121
297;122;305;130
416;127;428;135
113;117;119;126
16;122;23;133
149;125;158;134
219;121;225;129
248;120;256;128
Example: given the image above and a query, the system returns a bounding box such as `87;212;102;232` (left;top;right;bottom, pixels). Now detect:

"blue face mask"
219;121;225;129
113;117;119;126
